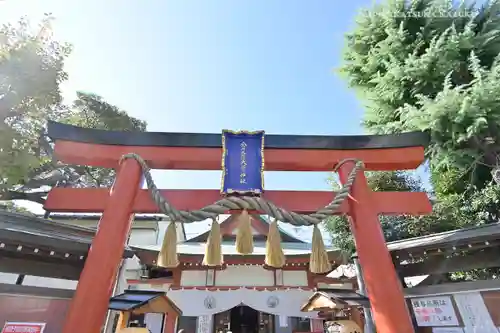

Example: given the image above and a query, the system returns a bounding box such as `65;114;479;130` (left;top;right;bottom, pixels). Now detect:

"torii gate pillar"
339;161;414;333
62;158;142;333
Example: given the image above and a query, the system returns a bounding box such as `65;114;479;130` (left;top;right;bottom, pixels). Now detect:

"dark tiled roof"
108;290;182;315
318;290;370;308
38;213;187;242
303;290;370;311
0;210;134;257
108;290;165;311
186;214;305;243
386;222;500;253
40;213;165;221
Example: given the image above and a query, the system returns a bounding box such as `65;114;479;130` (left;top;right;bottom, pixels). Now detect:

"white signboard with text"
411;296;459;327
197;315;213;333
1;322;46;333
454;292;497;333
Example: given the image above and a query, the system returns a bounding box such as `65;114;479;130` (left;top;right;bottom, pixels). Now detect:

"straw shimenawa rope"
120;153;363;272
157;221;179;268
310;224;332;274
265;219;285;268
202;218;223;266
120;153;363;226
234;209;254;254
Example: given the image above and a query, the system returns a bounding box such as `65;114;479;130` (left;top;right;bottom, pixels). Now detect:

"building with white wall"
130;213;354;333
0;214;185;291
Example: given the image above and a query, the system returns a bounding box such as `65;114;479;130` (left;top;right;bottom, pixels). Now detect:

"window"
177;316;197;333
129;313;146;327
290;317;311;332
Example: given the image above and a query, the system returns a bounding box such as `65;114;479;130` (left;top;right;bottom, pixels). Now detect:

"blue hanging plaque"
221;130;265;195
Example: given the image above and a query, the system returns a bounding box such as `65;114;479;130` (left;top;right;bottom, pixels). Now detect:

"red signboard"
1;322;45;333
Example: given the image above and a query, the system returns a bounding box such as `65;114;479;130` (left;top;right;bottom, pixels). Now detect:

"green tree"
336;0;500;279
0;16;146;207
0;14;70;202
60;92;147;188
338;0;500;225
0;201;34;215
325;171;459;254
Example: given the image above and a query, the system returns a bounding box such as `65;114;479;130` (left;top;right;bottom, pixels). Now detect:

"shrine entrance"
230;306;259;333
213;306;274;333
44;121;432;333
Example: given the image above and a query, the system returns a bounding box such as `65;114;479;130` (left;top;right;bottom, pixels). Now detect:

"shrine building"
129;214;353;333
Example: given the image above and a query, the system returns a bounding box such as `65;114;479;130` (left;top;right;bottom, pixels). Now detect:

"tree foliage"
325;171;459;254
334;0;500;278
340;0;500;185
59;92;147;188
0;15;70;196
0;15;146;207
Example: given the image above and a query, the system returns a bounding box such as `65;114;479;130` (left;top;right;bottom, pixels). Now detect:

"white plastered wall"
282;270;308;287
180;270;208;286
216;265;274;286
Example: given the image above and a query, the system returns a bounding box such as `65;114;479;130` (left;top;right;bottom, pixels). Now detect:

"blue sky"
2;0;429;240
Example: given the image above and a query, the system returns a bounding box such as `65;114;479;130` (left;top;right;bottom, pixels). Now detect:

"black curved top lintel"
47;121;429;150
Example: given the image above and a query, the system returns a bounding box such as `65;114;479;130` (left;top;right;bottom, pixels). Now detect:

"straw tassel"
203;218;223;266
265;219;285;268
157;221;179;268
235;209;254;254
309;224;332;274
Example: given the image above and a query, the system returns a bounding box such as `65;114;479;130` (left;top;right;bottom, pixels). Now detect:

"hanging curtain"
167;288;317;318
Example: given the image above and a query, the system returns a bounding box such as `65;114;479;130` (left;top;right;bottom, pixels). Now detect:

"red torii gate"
44;121;432;333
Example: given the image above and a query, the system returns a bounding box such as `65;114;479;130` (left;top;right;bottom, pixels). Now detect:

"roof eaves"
257;215;306;243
